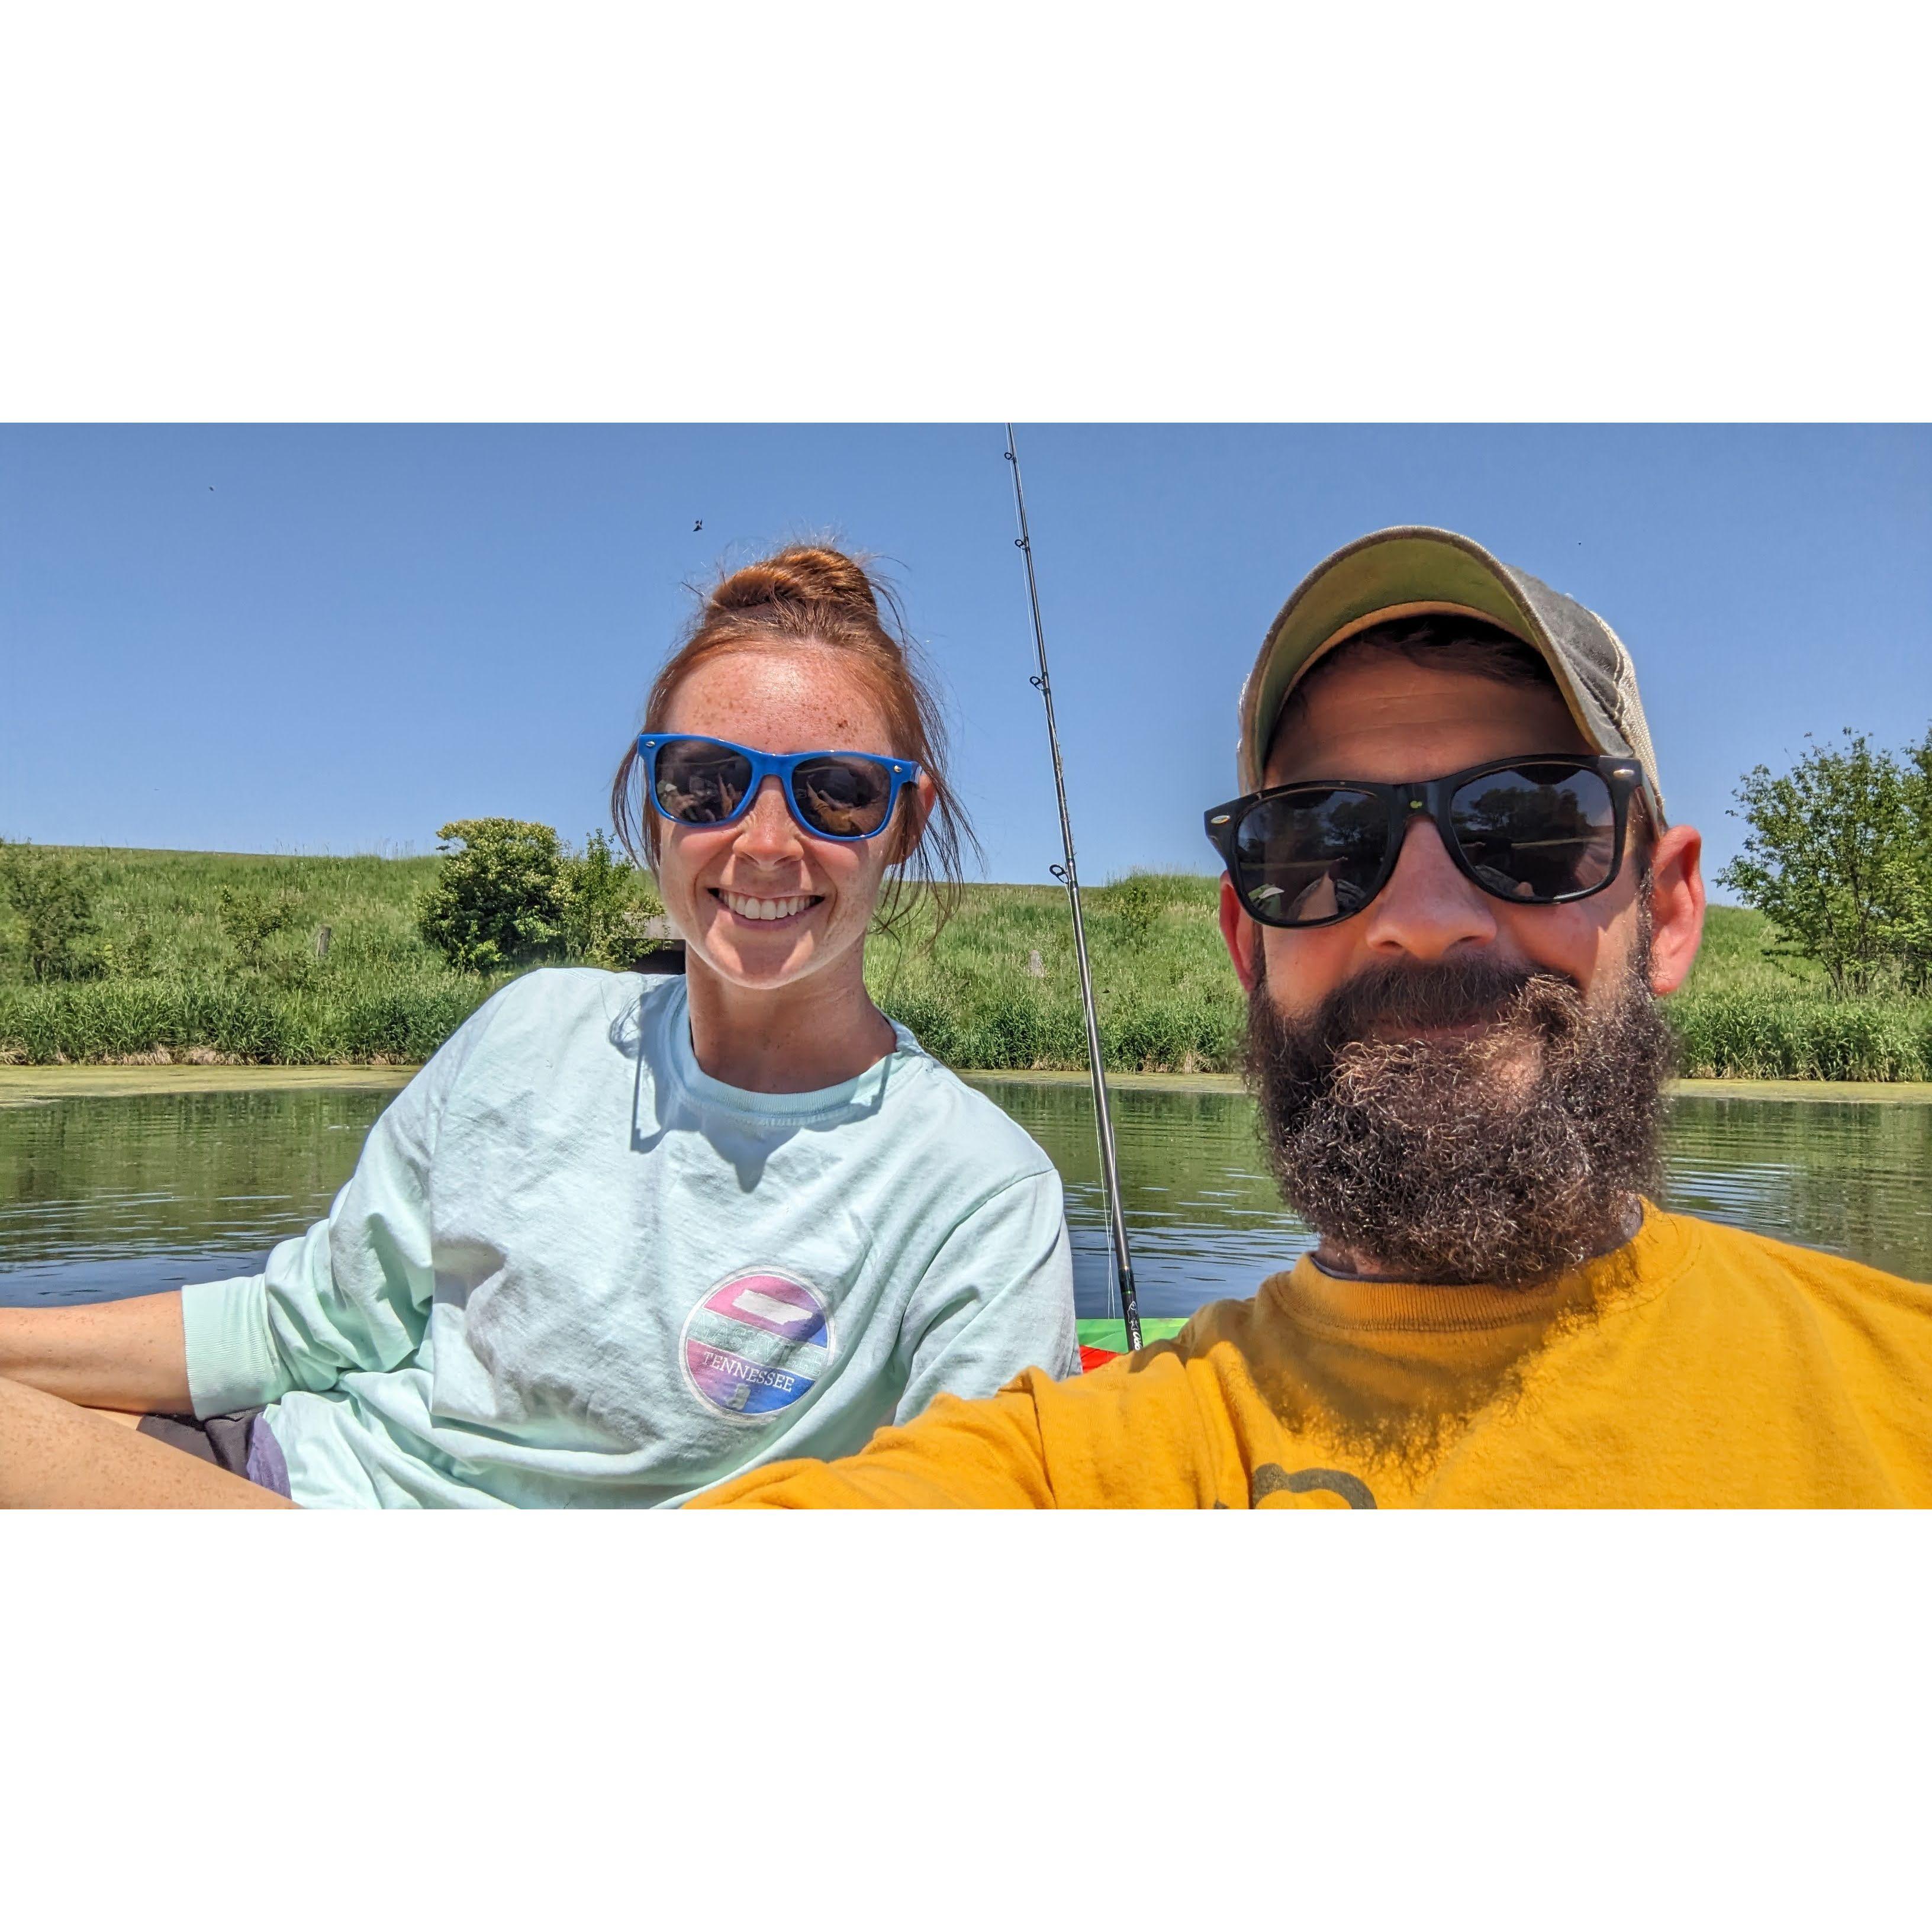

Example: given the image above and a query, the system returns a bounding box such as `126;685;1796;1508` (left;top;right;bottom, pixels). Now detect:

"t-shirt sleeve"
688;1348;1223;1509
690;1377;1062;1508
891;1165;1079;1422
180;1064;445;1417
177;965;550;1421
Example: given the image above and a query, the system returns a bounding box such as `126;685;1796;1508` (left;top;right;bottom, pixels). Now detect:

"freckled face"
1221;655;1648;1022
653;645;922;991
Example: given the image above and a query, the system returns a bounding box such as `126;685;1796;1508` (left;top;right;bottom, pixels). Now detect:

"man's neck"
1309;1194;1645;1284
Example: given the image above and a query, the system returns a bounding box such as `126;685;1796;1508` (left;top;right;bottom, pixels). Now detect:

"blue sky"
2;424;1927;894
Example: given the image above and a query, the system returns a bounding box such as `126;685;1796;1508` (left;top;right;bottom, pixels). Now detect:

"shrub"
418;821;668;975
1102;872;1164;949
0;840;101;981
215;884;300;968
418;819;569;974
94;920;157;978
559;830;666;970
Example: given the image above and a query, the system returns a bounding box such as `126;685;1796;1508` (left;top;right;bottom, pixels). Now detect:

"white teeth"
718;890;818;923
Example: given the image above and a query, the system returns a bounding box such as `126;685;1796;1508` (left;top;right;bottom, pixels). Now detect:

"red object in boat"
1079;1345;1123;1374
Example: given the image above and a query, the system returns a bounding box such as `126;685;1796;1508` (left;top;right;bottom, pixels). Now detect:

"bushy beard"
1246;936;1675;1287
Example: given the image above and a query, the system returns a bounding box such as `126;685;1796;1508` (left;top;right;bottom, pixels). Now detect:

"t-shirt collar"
1264;1200;1690;1337
654;975;920;1124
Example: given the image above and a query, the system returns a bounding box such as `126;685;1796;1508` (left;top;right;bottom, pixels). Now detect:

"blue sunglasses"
635;733;922;843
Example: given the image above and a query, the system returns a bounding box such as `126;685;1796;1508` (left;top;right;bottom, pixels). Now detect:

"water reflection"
973;1081;1315;1317
2;1080;1928;1315
0;1088;383;1305
973;1079;1932;1318
1663;1097;1932;1284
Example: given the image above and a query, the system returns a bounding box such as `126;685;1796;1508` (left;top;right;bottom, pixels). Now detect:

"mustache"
1286;956;1587;1066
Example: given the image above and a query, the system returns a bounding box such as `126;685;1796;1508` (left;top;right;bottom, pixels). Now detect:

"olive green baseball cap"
1238;525;1667;825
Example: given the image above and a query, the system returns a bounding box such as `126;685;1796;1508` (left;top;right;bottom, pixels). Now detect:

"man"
692;524;1932;1508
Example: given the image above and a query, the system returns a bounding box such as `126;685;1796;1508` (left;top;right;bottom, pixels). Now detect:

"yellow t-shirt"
691;1208;1932;1508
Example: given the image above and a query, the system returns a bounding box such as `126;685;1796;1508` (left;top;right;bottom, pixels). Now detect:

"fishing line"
1003;425;1142;1351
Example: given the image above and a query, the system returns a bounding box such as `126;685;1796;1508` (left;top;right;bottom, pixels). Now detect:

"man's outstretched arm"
691;1377;1064;1509
690;1351;1220;1509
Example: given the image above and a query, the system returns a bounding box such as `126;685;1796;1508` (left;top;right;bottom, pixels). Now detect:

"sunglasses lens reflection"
653;739;754;823
791;756;895;838
1233;788;1389;925
1448;763;1617;901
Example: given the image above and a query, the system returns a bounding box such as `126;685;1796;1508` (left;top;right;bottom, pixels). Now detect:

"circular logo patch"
680;1269;835;1424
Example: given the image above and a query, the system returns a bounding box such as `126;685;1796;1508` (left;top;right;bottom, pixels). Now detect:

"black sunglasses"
1204;754;1641;929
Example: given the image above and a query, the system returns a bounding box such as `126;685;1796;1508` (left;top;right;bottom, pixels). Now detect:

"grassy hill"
0;848;474;1065
2;846;1928;1078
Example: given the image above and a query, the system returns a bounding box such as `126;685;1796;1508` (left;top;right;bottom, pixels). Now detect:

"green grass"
867;874;1244;1074
1663;901;1932;1080
0;848;510;1065
3;848;1928;1079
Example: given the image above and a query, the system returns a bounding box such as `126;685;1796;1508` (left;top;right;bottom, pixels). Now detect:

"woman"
0;546;1078;1506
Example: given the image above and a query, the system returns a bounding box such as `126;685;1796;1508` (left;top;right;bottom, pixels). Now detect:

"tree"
1719;729;1928;996
418;819;569;974
0;840;100;981
1893;726;1932;995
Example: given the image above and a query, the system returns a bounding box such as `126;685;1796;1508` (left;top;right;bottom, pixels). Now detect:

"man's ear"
1644;823;1706;997
1219;874;1263;993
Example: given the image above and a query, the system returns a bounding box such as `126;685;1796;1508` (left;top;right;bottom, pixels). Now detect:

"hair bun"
707;545;881;626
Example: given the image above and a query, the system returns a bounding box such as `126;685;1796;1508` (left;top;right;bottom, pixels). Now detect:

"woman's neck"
682;948;899;1094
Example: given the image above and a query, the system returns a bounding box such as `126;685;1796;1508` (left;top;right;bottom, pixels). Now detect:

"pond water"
2;1080;1929;1316
983;1080;1932;1316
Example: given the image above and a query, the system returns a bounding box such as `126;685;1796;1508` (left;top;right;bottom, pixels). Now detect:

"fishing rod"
1003;424;1142;1352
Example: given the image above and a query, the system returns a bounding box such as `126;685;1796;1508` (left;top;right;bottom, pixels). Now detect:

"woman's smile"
710;887;826;926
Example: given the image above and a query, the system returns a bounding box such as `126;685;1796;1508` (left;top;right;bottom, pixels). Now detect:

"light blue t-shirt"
182;968;1078;1508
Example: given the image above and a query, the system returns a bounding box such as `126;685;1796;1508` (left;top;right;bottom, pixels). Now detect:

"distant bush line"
1663;993;1932;1083
1;846;1928;1080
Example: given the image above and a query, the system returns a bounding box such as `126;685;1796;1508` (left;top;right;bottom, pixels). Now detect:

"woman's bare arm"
0;1292;194;1413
